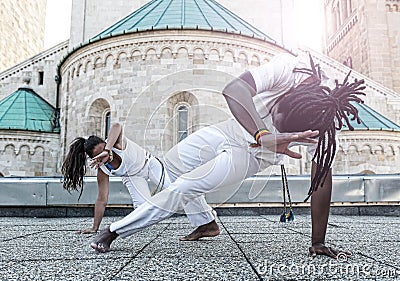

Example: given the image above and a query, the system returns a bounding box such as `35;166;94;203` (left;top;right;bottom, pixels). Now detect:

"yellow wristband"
254;129;271;145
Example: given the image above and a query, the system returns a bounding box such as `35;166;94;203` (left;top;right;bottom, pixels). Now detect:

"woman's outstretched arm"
79;168;109;233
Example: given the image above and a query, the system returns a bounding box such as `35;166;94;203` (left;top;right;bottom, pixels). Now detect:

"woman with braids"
90;53;364;257
61;122;169;234
62;122;220;235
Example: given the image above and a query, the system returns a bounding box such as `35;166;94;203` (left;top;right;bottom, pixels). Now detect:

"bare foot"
90;227;118;253
179;220;220;241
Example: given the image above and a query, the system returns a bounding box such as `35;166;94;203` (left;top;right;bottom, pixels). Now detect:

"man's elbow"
110;122;121;130
223;72;256;99
222;79;240;99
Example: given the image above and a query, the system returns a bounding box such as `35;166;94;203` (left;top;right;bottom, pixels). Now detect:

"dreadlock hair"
273;54;366;201
61;135;105;200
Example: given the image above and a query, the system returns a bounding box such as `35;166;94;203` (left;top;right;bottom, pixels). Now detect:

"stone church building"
0;0;400;177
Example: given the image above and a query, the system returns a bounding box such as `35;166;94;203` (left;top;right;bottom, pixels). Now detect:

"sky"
44;0;72;49
44;0;323;51
293;0;323;51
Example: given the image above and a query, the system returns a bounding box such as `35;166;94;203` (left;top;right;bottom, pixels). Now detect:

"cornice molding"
0;41;69;81
60;31;283;77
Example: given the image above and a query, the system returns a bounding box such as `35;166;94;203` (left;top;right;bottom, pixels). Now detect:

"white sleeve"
248;53;298;94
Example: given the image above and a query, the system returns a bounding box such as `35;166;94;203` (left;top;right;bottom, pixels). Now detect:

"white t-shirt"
249;53;314;118
248;53;335;164
99;137;147;177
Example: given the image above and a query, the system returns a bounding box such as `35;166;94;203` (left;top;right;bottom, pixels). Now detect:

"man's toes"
179;236;193;241
179;234;199;241
90;242;109;253
90;242;99;250
97;243;109;253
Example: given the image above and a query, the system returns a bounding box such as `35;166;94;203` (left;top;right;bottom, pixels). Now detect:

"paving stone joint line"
218;219;263;281
110;222;172;280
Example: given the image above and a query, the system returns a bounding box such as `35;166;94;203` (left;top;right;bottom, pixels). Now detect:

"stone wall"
0;42;66;177
0;0;46;72
0;41;69;107
335;130;400;174
280;130;400;176
0;131;60;177
324;0;400;93
364;1;395;91
325;2;368;80
386;0;400;92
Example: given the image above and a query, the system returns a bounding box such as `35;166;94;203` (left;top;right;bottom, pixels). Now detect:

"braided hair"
273;55;366;201
61;136;105;200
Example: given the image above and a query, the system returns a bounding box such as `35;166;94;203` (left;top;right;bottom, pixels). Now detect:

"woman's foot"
90;227;118;253
179;220;220;241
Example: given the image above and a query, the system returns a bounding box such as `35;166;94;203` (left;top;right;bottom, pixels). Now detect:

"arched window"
177;105;188;142
166;92;198;149
87;98;110;137
104;111;111;139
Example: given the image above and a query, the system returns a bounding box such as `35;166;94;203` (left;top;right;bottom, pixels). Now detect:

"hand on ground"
77;227;98;234
309;243;352;259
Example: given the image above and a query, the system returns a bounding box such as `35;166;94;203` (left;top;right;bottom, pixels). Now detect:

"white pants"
121;156;166;209
110;119;266;237
122;155;214;227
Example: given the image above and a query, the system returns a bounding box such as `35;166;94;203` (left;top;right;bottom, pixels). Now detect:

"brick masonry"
0;0;46;72
325;0;400;93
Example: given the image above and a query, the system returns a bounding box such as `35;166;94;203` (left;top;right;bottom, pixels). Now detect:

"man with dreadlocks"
90;53;364;258
222;52;365;258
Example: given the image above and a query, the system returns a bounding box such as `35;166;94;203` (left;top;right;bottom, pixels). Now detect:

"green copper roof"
345;103;400;131
92;0;275;42
0;88;59;133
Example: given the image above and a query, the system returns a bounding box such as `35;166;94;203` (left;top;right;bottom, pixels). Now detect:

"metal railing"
0;175;399;207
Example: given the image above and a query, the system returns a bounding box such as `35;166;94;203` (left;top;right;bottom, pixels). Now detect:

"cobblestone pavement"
0;214;399;280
